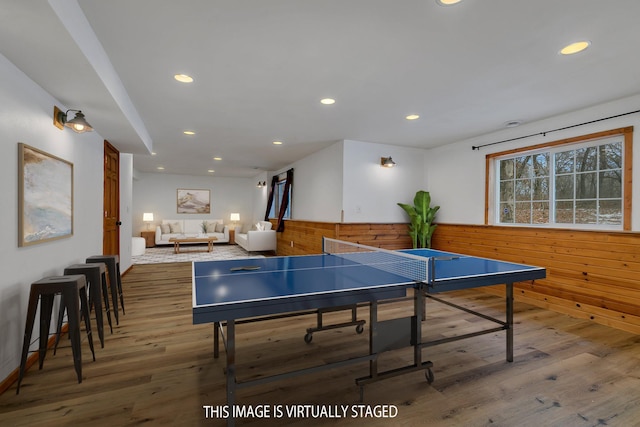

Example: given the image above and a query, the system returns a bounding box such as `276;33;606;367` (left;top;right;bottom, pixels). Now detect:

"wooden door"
103;140;120;255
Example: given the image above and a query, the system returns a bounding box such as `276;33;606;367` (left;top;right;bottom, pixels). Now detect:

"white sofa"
155;219;229;245
235;221;277;253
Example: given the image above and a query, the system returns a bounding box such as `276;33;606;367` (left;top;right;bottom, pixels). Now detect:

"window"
268;178;292;219
265;168;294;232
488;127;632;230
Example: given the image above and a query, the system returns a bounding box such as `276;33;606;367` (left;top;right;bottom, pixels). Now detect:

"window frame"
485;126;633;230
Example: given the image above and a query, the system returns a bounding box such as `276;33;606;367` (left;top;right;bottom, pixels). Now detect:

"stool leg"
79;286;96;361
63;287;83;384
116;262;125;315
17;289;40;394
38;294;55;370
88;273;105;347
53;294;67;355
107;267;119;325
101;272;113;333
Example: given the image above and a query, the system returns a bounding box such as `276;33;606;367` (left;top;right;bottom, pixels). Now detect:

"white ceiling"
1;1;639;177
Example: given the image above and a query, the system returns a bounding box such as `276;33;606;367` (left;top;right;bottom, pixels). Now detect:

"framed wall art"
177;188;210;214
18;143;74;246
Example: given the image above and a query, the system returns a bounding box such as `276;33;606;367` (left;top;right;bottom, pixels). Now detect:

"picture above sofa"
155;219;229;245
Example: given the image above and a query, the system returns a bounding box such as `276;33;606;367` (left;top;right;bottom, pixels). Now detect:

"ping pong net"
323;238;429;283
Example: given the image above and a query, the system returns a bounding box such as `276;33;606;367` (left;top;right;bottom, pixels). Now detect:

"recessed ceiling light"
559;41;590;55
505;120;522;128
151;152;157;156
213;157;222;161
273;141;283;145
157;166;165;170
183;130;195;135
436;0;462;5
406;114;420;120
320;98;336;105
174;74;194;83
208;169;215;173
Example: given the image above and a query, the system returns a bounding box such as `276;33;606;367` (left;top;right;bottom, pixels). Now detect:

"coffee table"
169;236;218;254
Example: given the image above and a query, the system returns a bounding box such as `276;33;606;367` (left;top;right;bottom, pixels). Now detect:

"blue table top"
192;249;545;323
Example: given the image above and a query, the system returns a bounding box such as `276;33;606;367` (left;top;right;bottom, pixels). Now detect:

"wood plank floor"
1;262;639;426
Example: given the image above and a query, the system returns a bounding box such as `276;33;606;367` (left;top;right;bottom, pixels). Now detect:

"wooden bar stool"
17;275;95;394
86;255;124;325
62;264;109;347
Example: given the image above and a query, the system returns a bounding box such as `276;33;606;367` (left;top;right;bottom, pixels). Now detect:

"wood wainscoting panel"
336;223;412;250
432;224;640;334
275;220;413;256
274;220;640;333
274;220;338;256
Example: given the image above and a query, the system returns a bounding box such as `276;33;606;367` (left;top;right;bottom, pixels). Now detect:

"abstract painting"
18;143;73;246
177;188;210;214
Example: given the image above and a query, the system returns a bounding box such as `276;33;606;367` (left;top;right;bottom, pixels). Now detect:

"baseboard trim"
0;324;69;395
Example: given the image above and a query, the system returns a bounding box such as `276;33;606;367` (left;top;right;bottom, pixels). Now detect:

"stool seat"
17;275;95;394
86;255;124;325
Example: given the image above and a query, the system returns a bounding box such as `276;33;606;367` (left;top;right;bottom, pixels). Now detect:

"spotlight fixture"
53;106;93;133
257;181;267;188
559;41;590;55
381;156;396;168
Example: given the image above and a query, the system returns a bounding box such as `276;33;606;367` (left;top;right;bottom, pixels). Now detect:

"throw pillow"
170;222;182;233
255;222;263;231
215;222;224;233
160;224;170;234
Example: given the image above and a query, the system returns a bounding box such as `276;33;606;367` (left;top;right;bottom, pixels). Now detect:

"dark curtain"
276;169;294;232
264;175;279;221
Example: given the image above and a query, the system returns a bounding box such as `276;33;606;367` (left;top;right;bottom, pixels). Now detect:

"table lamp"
143;212;154;230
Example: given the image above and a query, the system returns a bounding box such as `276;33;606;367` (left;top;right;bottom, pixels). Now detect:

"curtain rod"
471;109;640;151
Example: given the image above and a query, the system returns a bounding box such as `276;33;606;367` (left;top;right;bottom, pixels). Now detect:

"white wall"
426;94;640;230
270;140;428;223
119;153;134;272
342;140;427;223
0;52;103;381
252;171;269;224
131;171;255;233
278;141;344;222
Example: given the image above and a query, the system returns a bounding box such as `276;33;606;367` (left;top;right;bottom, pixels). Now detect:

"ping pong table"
192;238;545;423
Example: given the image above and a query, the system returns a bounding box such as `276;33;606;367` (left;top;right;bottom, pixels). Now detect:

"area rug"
132;244;264;264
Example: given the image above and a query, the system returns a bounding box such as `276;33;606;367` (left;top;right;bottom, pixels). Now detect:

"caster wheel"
304;333;313;343
356;324;364;334
425;368;434;384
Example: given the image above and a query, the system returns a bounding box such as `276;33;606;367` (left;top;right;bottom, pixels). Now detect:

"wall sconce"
53;106;94;133
143;212;154;230
257;181;266;188
380;156;396;168
230;213;240;226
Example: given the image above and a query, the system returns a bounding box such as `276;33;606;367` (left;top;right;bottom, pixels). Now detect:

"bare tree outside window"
497;136;623;228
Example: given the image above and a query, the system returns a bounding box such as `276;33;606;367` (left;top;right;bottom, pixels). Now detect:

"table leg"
414;287;423;367
368;301;378;379
506;283;514;362
213;322;219;358
226;320;236;427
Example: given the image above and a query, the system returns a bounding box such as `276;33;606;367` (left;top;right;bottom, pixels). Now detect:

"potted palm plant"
397;190;440;249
